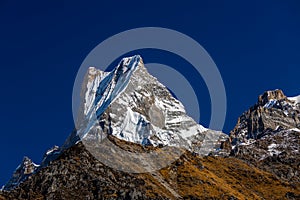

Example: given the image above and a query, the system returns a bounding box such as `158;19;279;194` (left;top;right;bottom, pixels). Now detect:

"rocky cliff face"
231;89;299;144
229;89;300;184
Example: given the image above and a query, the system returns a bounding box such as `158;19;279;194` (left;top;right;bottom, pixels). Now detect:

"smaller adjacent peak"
21;156;31;163
258;89;286;106
230;89;300;147
3;156;39;190
19;156;38;174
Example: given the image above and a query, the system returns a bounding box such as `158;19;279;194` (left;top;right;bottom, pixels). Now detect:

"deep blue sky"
0;1;299;185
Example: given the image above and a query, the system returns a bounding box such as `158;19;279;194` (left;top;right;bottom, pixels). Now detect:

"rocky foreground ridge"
0;140;299;200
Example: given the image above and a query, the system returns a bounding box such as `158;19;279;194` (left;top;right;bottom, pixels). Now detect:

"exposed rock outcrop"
229;89;300;185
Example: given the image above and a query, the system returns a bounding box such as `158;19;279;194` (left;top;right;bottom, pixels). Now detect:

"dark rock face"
1;142;172;200
1;141;299;200
230;89;299;144
232;129;300;184
257;89;287;106
229;89;300;185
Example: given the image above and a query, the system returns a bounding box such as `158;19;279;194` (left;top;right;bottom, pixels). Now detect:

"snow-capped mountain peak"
76;55;225;153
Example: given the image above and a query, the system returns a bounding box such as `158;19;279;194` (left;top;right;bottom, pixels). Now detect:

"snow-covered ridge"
260;92;300;110
288;95;300;105
93;56;141;118
77;55;141;137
